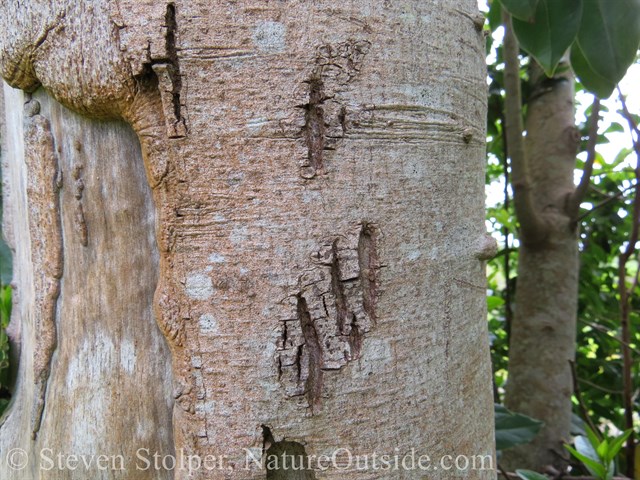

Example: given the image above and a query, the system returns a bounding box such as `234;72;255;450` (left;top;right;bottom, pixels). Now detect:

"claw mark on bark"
358;222;378;325
301;77;326;177
297;295;323;411
277;223;380;411
151;2;187;138
24;100;63;439
330;240;348;334
299;40;371;179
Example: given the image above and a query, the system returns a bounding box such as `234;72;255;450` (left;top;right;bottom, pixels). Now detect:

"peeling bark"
23;99;63;439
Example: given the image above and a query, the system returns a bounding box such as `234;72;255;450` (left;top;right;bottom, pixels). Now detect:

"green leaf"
576;433;601;463
575;0;640;96
607;429;632;464
515;470;548;480
565;443;607;479
570;413;587;436
488;0;504;31
571;42;617;98
499;0;539;21
495;404;544;450
604;122;624;134
512;0;583;76
596;438;609;461
0;286;11;328
487;295;506;310
0;237;11;286
0;398;9;417
584;425;602;450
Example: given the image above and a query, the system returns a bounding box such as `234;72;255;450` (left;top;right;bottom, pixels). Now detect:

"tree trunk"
503;54;580;470
0;1;494;479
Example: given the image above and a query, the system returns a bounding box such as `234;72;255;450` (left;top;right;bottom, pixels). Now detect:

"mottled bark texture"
1;1;494;479
502;17;581;471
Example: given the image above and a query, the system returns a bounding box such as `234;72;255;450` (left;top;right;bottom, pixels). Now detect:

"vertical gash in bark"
299;40;371;179
151;2;187;139
277;223;379;412
23;99;63;439
302;76;326;176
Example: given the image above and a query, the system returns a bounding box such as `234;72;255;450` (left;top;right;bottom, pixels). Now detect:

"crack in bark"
147;2;187;139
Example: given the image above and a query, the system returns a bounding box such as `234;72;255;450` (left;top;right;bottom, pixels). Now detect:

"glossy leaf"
512;0;583;76
515;470;549;480
488;0;504;31
571;42;617;98
499;0;539;21
0;238;11;286
575;0;640;97
495;404;544;450
565;443;607;479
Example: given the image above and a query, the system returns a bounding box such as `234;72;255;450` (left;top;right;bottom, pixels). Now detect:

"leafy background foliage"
485;0;640;476
500;0;640;98
0;158;11;417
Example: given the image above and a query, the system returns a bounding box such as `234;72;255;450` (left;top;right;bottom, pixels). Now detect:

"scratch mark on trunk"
164;3;183;128
301;77;326;177
330;240;348;334
297;295;323;411
277;223;380;411
150;2;187;138
358;222;378;325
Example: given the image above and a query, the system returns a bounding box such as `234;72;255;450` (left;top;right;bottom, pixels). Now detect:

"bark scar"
71;156;88;246
150;3;188;139
277;223;380;412
23;100;64;439
298;40;371;179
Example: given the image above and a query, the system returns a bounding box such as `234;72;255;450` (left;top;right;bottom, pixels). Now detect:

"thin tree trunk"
0;1;494;479
502;17;580;469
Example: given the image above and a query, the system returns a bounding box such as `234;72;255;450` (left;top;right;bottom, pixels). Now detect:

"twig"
568;98;601;218
498;463;511;479
578;318;640;356
569;360;601;439
501;112;514;337
616;87;639;478
577;182;637;222
577;377;623;395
